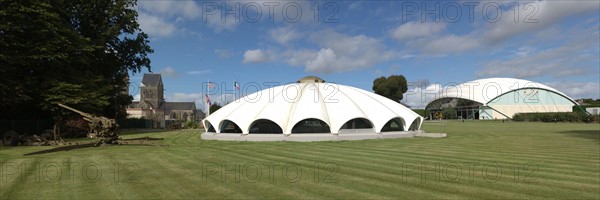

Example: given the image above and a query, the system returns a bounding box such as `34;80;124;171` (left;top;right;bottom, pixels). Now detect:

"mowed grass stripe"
209;142;435;199
200;144;397;199
318;140;600;174
392;140;599;160
232;142;596;200
336;137;599;164
1;121;598;199
308;141;597;169
246;136;599;196
312;144;600;183
417;143;599;161
209;143;536;197
303;143;599;184
204;136;596;184
143;150;247;199
160;138;330;199
158;146;324;199
313;146;600;192
304;143;597;182
123;146;249;199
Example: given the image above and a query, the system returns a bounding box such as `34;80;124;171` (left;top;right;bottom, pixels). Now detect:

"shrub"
512;114;524;121
184;120;199;129
512;112;599;123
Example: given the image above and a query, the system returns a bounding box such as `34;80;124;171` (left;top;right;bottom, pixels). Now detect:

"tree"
209;104;222;114
0;0;152;119
442;108;457;119
456;99;480;107
372;75;408;102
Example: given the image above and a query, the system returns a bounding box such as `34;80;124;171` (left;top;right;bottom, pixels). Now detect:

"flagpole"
233;80;236;100
206;79;210;116
233;80;240;101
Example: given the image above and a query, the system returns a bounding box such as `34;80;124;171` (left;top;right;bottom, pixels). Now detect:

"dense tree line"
0;0;152;119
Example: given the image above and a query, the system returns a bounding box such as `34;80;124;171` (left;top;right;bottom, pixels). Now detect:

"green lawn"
1;121;599;199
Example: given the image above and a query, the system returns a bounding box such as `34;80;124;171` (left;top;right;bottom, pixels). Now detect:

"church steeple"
140;74;164;109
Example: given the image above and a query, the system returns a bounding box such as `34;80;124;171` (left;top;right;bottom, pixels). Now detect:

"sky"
129;0;600;110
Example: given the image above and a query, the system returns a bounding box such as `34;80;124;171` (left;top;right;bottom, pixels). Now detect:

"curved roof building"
425;78;578;119
202;76;423;141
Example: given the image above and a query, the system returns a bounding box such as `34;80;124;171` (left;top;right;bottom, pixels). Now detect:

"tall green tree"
372;75;408;102
0;0;152;119
209;103;222;115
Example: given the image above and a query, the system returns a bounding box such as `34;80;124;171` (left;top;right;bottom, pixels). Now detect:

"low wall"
201;131;444;142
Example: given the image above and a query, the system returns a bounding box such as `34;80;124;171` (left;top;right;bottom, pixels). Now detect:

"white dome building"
425;78;579;120
202;76;424;141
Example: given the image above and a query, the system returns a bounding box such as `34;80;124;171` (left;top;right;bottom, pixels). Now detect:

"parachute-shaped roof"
203;77;423;134
425;78;578;106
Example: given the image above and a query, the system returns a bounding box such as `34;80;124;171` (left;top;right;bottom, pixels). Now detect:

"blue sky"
130;0;600;109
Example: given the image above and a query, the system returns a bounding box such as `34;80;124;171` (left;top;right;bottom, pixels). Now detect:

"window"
220;120;242;133
381;117;404;132
249;119;283;134
205;122;216;132
340;118;373;129
408;118;421;131
339;118;375;133
292;118;330;133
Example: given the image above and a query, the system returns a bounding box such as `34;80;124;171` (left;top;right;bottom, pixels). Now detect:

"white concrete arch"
202;77;424;141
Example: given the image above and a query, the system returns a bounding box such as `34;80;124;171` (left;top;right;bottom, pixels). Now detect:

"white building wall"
126;109;143;119
586;107;600;115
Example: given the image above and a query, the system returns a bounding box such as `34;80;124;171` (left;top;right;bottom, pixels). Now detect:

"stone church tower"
140;74;164;109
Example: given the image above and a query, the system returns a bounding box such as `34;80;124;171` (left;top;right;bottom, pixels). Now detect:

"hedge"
412;109;427;117
512;112;599;123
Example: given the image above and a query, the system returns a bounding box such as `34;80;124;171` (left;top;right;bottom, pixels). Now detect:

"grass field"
1;121;599;199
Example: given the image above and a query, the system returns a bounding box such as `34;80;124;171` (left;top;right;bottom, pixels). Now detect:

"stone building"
127;74;204;128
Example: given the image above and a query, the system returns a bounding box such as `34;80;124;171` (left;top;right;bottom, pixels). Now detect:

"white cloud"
483;1;600;44
512;46;536;57
391;22;446;41
138;1;201;19
299;30;395;73
348;1;363;10
420;34;481;54
133;94;140;101
388;21;482;55
203;11;239;32
168;93;238;112
306;48;337;72
397;1;600;55
244;30;396;73
138;12;177;38
243;49;271;63
214;49;234;58
283;49;318;66
170;92;202;102
159;66;178;77
138;1;239;33
269;26;302;45
478;31;597;78
241;0;317;23
545;82;600;99
187;70;212;75
402;83;443;109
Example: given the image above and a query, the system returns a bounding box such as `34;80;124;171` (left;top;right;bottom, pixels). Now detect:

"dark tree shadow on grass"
557;130;600;143
24;137;166;156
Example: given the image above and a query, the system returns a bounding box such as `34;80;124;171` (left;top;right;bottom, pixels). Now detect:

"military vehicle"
57;104;120;145
0;119;56;146
0;104;121;146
